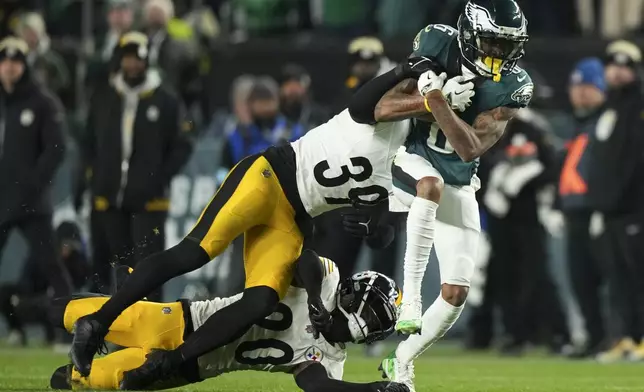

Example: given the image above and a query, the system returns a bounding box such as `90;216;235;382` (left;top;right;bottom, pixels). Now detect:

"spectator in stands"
75;32;193;302
481;102;568;355
559;58;608;358
86;0;135;92
221;76;304;170
278;63;329;131
588;40;644;362
0;36;72;300
332;36;394;114
143;0;201;110
0;221;89;347
16;12;70;98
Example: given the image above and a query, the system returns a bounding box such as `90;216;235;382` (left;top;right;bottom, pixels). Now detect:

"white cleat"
395;300;423;335
379;351;416;392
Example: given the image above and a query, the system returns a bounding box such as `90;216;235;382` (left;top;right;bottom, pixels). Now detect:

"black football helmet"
336;271;401;344
457;0;528;79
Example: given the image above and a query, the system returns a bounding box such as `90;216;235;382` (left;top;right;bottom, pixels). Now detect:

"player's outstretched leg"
69;154;281;376
50;347;194;390
54;295;186;351
385;221;477;390
396;176;442;335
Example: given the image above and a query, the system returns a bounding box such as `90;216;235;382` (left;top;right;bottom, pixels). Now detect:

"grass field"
1;345;642;392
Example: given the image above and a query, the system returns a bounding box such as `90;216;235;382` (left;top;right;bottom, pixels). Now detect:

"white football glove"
442;76;475;112
417;70;447;96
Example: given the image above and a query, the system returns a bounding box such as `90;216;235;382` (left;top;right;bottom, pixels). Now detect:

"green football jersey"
405;24;534;185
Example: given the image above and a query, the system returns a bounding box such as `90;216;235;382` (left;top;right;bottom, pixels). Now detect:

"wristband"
424;97;432;113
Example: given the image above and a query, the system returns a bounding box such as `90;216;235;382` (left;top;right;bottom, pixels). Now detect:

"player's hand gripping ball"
417;70;447;96
442;75;475;112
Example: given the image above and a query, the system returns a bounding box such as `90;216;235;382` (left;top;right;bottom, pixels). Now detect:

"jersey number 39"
313;157;388;206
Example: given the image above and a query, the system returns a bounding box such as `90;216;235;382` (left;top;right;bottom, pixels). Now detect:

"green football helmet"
457;0;529;79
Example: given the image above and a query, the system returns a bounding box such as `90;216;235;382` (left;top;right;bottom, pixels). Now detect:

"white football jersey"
291;109;409;217
191;258;346;380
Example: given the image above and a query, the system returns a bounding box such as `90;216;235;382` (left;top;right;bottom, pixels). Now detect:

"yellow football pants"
63;297;186;390
186;154;304;298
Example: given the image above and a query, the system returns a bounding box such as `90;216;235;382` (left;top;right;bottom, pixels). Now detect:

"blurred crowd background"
1;0;644;363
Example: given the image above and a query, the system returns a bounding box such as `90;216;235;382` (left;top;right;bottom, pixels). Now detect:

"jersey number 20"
313;157;388;206
234;303;294;366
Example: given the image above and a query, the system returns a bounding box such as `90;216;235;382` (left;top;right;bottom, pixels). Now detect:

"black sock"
94;239;209;326
178;286;279;361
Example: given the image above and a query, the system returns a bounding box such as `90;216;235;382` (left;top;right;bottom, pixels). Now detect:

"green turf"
0;345;642;392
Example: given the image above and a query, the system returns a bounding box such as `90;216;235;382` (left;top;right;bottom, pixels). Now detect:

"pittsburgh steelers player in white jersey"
67;57;438;388
355;1;533;391
50;251;408;392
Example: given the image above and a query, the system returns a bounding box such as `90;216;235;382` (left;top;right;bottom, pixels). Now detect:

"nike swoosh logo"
517;75;527;82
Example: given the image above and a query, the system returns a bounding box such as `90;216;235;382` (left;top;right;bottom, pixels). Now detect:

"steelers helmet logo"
305;346;323;362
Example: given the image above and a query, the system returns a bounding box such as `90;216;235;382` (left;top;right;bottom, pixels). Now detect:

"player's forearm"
348;67;411;124
294;250;324;300
295;363;391;392
374;93;428;123
425;91;482;162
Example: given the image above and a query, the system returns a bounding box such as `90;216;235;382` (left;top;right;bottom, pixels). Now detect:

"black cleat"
70;314;109;377
50;364;72;390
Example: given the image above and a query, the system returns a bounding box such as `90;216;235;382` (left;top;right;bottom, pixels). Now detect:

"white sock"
402;197;438;303
396;295;464;364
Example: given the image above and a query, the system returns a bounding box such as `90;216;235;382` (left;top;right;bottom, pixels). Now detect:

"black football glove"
341;210;376;238
307;297;333;340
120;349;183;390
397;56;443;80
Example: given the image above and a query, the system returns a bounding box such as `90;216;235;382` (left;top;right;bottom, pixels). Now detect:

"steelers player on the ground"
67;56;438;387
360;1;533;389
50;251;408;392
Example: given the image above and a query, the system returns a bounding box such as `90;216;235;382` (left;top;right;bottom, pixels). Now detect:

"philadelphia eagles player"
371;1;533;389
49;251;408;392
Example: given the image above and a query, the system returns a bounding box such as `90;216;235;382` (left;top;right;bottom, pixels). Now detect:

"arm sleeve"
347;66;409;125
160;97;194;187
294;363;386;392
293;249;325;300
33;92;66;189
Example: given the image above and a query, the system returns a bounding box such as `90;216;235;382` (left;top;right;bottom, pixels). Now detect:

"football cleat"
379;351;416;392
69;314;109;377
50;364;72;390
395;301;422;335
